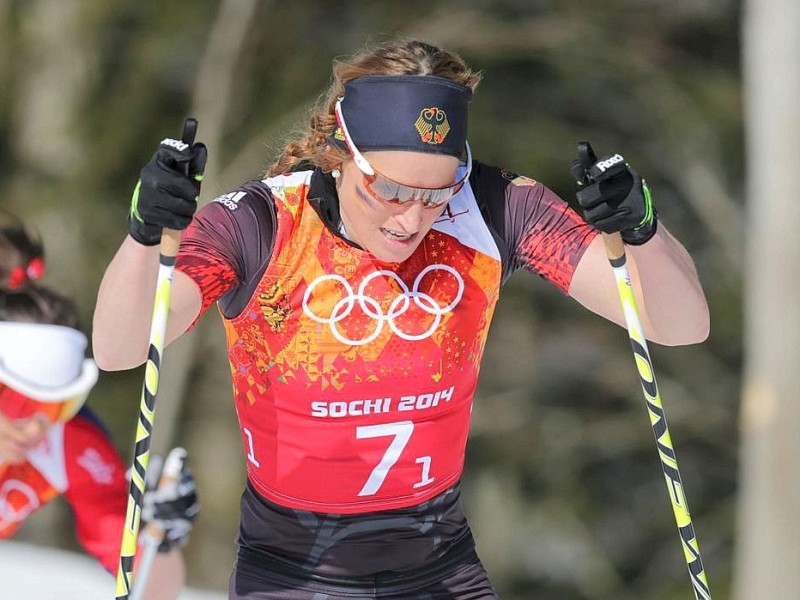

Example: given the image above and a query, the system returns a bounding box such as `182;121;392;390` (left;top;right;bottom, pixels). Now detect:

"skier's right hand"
128;126;207;246
142;447;200;552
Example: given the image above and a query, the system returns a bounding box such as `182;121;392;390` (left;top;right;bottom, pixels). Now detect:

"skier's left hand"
570;141;658;245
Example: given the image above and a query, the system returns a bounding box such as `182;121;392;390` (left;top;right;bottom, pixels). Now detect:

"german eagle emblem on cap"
414;107;451;145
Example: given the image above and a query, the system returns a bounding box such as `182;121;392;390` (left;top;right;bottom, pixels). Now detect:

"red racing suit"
0;407;128;573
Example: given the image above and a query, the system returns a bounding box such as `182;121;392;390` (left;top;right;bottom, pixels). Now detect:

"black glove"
569;141;657;245
129;119;207;246
142;447;200;553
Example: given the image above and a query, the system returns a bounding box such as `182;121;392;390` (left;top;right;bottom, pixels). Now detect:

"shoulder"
187;181;279;250
198;180;277;220
63;409;125;487
469;160;546;196
64;408;120;462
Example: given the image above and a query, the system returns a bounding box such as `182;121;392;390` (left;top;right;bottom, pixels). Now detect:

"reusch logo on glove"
160;138;189;152
595;153;625;173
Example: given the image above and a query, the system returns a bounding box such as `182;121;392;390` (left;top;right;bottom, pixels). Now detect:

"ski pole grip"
602;232;626;263
159;229;181;258
159;118;198;259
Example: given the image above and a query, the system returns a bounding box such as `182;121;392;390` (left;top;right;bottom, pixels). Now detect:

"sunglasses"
1;385;86;423
334;98;472;209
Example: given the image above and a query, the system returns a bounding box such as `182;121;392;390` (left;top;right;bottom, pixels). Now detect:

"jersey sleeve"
176;185;277;325
472;163;598;293
175;201;245;320
62;409;128;573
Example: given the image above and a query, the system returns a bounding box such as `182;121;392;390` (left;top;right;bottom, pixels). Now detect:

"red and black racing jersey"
175;160;597;576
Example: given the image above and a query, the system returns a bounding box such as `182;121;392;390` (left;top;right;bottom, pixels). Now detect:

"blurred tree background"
0;0;778;598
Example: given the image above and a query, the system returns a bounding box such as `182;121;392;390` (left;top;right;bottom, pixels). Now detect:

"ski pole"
601;231;711;600
129;448;188;600
114;118;198;600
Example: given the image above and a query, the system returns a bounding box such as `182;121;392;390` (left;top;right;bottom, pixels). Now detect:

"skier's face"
337;150;461;263
0;386;60;465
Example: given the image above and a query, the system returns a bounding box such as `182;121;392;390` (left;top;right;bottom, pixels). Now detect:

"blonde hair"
265;39;482;177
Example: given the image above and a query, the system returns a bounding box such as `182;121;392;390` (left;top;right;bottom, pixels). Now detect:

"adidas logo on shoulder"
214;191;247;210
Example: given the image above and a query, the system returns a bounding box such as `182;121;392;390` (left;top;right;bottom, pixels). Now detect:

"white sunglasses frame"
333;98;472;207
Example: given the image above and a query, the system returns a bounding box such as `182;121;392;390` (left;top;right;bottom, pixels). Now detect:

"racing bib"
222;172;501;513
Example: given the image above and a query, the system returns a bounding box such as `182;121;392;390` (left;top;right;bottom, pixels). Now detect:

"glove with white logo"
569;141;657;245
142;447;200;553
129;118;207;246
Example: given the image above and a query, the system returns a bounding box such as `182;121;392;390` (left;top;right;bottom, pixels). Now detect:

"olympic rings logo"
302;265;464;346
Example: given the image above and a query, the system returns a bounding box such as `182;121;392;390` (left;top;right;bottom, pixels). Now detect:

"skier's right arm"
92;135;206;371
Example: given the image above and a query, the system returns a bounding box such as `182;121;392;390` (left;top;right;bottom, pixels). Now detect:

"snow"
0;541;226;599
